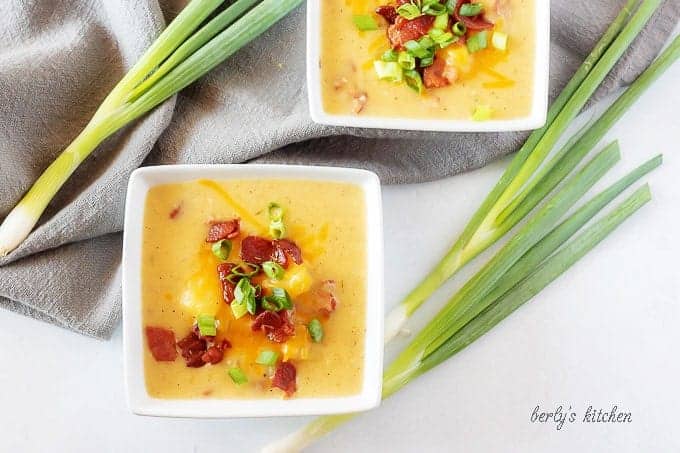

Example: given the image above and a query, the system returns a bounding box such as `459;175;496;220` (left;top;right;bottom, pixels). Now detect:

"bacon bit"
252;311;296;343
375;5;398;24
272;239;303;269
387;15;435;49
206;219;241;242
318;280;339;318
169;204;183;220
272;361;297;397
217;263;237;304
352;92;368;114
177;331;208;368
145;326;178;362
240;236;275;264
454;0;494;31
424;55;457;88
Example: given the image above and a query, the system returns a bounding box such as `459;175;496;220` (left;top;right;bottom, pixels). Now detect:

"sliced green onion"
196;314;217;337
268;202;284;221
459;2;483;16
231;299;248;319
472;105;493;121
452;21;466;36
263;261;285;280
397;51;416;70
234;278;257;317
262;287;293;312
429;29;456;48
492;31;508;51
268;202;286;239
419;56;434;67
307;319;324;343
404;39;434;59
381;49;399;62
228;367;248;385
352;15;379;31
230;262;261;278
466;31;488;53
211;239;232;260
445;0;456;14
396;2;421;20
374;61;404;82
256;350;279;366
422;2;447;15
403;69;424;94
433;13;449;30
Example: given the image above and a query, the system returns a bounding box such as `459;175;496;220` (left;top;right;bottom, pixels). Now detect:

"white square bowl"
306;0;550;132
122;164;384;418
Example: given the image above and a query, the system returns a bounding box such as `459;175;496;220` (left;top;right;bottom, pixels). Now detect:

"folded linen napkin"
0;0;677;339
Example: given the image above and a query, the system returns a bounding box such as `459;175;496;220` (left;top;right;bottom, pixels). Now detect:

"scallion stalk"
0;0;303;256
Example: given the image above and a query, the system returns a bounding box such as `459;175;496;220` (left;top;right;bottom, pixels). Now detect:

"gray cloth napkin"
0;0;678;339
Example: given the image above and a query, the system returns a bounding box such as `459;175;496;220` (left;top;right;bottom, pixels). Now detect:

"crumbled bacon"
272;239;303;268
318;280;339;318
272;361;297;396
240;236;275;264
423;55;457;88
454;0;494;30
252;311;296;343
145;326;178;362
217;262;237;304
206;219;241;242
177;331;208;368
375;5;398;24
201;340;231;365
387;15;435;49
169;204;183;220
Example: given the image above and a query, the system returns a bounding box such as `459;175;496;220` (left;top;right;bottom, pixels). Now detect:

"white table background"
2;35;680;453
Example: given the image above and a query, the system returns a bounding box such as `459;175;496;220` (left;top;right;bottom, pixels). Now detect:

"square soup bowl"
123;164;384;418
306;0;550;132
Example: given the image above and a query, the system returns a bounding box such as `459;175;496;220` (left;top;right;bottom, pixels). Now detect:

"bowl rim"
122;164;384;418
306;0;550;132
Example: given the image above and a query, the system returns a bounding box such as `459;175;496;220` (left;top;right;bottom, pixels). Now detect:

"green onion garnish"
452;21;466;36
234;278;257;317
459;3;483;16
419;56;434;67
403;69;424;95
352;14;378;31
230;262;261;278
307;319;324;343
466;31;488;53
268;202;286;239
196;314;217;337
381;49;398;62
211;239;232;260
228;367;248;385
445;0;456;13
404;38;435;59
429;29;456;48
263;261;285;280
422;1;447;16
262;287;293;312
256;350;279;366
373;61;404;82
268;202;284;222
433;13;449;30
396;2;421;20
398;51;416;70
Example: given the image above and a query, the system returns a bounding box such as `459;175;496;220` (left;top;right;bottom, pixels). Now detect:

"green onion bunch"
263;1;679;451
0;0;303;256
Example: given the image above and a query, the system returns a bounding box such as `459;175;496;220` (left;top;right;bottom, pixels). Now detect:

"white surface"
1;43;680;453
306;0;550;132
122;165;384;417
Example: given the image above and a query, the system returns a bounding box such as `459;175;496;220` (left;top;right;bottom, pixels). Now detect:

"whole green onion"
0;0;303;256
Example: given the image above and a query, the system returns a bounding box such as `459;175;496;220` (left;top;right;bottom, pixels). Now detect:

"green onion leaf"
422;2;447;15
211;239;232;260
429;29;456;48
256;350;279;366
398;51;416;70
403;69;424;94
459;2;483;16
196;314;217;337
268;202;286;239
307;319;324;343
466;31;488;53
404;38;434;59
396;2;421;20
452;21;466;36
231;299;248;319
373;61;404;82
263;261;285;280
268;202;284;222
230;262;261;278
234;278;257;317
445;0;456;14
352;15;379;31
381;49;399;62
228;367;248;385
262;287;293;312
434;13;449;30
419;56;434;67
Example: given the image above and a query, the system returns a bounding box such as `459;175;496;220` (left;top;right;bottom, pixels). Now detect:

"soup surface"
142;179;367;399
320;0;536;120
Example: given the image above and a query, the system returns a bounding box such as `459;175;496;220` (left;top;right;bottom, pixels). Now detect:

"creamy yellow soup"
320;0;536;120
142;179;367;399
